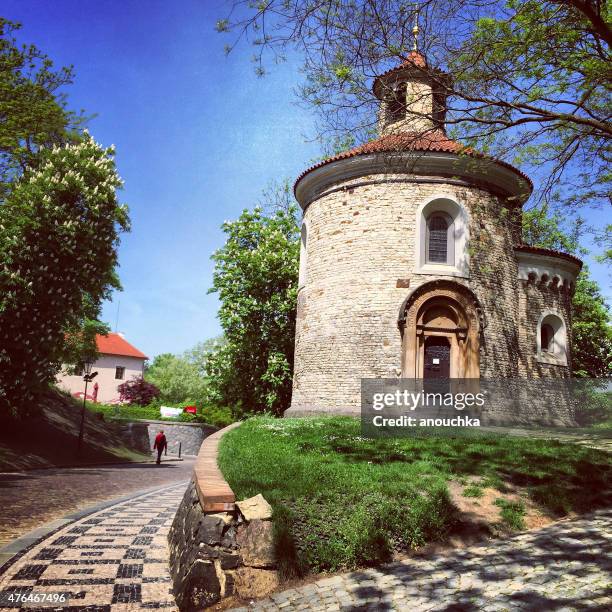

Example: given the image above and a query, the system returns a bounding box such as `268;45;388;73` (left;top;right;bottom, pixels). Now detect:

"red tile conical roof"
295;130;532;190
401;50;427;68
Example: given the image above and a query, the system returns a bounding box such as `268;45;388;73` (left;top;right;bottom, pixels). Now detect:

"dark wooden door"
423;337;451;379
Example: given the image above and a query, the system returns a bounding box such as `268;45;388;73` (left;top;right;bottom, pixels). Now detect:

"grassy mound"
0;390;152;471
218;416;612;577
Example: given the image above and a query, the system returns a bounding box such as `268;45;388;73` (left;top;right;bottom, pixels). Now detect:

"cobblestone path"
0;458;195;547
0;482;188;611
233;509;612;612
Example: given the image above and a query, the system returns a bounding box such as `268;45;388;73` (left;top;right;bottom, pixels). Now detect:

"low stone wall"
111;419;218;457
168;423;280;610
111;420;151;455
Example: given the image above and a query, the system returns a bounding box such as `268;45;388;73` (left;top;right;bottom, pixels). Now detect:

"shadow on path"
241;510;612;611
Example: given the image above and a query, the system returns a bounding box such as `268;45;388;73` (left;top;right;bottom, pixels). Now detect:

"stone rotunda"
287;50;582;416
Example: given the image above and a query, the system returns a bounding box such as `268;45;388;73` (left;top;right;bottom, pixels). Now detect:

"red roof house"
57;333;148;404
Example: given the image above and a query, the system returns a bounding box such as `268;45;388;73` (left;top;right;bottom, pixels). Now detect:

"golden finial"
412;9;419;52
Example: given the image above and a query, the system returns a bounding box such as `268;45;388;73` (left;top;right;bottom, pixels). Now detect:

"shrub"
200;405;234;428
177;412;204;423
177;404;234;428
84;400;161;421
118;377;161;406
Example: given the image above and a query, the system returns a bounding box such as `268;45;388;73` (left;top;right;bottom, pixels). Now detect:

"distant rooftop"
96;333;148;360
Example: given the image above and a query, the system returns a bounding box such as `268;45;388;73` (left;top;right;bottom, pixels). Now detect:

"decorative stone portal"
399;280;481;378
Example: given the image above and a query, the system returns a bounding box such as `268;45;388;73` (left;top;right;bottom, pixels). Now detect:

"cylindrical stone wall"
288;172;522;415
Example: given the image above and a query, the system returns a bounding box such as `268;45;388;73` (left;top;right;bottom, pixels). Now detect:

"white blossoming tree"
0;135;129;415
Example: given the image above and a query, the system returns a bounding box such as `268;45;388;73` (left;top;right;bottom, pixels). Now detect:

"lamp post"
77;360;98;455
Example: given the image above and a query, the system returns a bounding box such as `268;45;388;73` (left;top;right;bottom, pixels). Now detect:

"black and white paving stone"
0;483;187;611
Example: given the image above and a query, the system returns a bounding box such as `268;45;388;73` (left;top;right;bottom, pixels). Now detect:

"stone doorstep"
193;422;242;513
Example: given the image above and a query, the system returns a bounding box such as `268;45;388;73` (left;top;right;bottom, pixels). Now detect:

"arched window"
537;313;567;365
415;196;467;278
540;323;554;353
387;83;406;122
426;213;453;265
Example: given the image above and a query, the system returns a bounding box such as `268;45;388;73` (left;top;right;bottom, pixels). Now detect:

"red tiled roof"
401;50;427;69
96;333;148;359
295;130;532;190
514;245;583;268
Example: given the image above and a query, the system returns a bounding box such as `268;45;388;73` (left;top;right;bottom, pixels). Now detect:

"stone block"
221;524;238;549
236;494;273;521
236;519;276;567
234;567;279;599
193;514;225;546
219;551;241;569
178;559;221;611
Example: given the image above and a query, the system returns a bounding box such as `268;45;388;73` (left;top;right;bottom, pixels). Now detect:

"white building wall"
57;354;145;403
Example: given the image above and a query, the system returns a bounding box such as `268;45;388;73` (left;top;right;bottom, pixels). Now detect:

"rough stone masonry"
168;484;279;611
287;50;582;418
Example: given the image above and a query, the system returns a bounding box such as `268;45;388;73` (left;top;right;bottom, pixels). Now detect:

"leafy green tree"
145;353;205;405
522;207;611;377
0;20;127;416
0;135;129;415
207;206;299;416
146;354;186;402
0;18;84;200
61;318;110;375
571;272;612;377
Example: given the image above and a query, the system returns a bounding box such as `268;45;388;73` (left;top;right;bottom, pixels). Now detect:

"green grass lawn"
218;416;612;577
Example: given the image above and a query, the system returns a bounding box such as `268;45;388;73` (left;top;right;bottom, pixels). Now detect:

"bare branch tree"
217;0;611;217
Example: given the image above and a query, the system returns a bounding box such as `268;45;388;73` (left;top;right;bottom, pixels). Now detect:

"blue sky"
3;1;610;359
3;0;321;359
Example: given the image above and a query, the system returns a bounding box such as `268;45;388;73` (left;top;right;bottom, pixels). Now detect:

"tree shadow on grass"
320;435;612;517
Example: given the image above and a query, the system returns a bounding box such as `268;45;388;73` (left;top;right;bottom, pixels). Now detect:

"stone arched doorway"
398;281;481;378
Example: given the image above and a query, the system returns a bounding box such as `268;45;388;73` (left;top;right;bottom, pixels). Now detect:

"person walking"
153;430;167;464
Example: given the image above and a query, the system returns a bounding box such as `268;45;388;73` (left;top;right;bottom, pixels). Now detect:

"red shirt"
154;433;167;450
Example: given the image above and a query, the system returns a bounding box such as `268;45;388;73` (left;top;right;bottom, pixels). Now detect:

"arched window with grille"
386;83;406;123
426;213;454;265
415;196;467;277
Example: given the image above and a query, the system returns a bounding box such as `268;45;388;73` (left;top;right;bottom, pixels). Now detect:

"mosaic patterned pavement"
0;483;188;611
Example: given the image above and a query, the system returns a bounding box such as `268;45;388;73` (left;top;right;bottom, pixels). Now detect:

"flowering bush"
118;377;161;406
0;135;129;415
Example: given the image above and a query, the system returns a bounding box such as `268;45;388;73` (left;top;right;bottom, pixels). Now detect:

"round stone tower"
287;51;581;416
